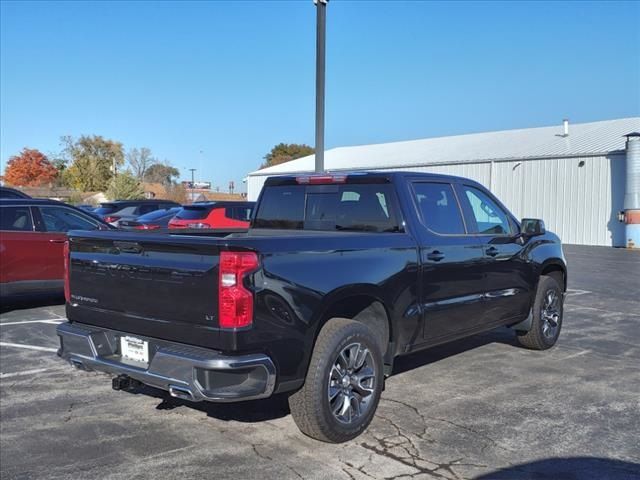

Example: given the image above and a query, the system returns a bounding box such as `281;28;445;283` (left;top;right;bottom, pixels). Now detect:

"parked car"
119;207;181;230
0;199;111;298
0;186;31;199
57;172;566;443
94;200;180;227
75;204;96;212
168;201;255;229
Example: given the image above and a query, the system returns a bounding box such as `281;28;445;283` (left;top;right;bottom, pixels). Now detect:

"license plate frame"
120;335;149;364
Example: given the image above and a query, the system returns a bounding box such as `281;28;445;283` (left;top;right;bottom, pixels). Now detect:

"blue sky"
1;0;639;192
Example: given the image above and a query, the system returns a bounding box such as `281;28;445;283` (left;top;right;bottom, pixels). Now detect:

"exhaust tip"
169;385;195;401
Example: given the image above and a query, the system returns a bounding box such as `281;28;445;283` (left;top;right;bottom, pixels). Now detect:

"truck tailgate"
66;231;226;348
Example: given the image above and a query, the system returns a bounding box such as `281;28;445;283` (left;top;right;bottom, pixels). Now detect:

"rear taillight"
104;216;120;224
218;251;259;329
135;224;161;230
63;241;70;303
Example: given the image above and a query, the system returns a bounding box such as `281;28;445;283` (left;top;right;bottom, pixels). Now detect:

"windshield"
137;207;180;222
175;205;213;220
254;184;401;232
94;204;120;215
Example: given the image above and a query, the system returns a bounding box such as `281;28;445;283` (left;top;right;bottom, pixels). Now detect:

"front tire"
288;318;383;443
517;275;564;350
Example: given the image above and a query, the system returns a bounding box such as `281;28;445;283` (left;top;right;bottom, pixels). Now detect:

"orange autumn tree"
4;148;58;186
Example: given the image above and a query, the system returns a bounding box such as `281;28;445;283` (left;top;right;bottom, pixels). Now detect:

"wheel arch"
540;260;567;291
313;286;394;361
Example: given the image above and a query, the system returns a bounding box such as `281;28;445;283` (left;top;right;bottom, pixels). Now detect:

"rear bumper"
56;322;276;403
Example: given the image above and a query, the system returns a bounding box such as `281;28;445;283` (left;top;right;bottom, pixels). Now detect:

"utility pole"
189;168;196;204
314;0;328;173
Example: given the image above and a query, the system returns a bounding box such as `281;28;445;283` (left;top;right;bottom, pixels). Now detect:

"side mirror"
521;218;545;236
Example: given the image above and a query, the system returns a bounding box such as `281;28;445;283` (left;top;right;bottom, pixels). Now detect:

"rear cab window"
253;182;401;233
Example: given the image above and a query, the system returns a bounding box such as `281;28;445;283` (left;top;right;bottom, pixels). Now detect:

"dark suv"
0;186;31;199
94;200;181;227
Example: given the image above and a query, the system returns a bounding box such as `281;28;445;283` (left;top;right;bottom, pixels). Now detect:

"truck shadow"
392;326;518;375
472;456;640;479
132;386;293;422
125;327;519;423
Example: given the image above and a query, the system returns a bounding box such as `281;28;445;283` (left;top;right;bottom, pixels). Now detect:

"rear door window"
0;206;34;231
412;182;466;235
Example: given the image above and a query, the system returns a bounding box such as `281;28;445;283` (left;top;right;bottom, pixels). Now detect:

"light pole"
314;0;328;173
189;168;196;203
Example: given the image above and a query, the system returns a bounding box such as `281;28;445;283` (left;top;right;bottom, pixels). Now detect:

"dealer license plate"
120;335;149;364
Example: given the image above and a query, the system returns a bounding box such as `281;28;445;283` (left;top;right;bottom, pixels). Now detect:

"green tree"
261;143;314;169
63;135;125;191
143;163;180;185
106;171;144;200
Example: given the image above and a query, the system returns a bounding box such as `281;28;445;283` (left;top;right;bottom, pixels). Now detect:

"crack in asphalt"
251;443;304;479
341;458;377;479
382;396;514;455
360;442;487;480
64;401;76;423
365;397;495;479
381;398;431;441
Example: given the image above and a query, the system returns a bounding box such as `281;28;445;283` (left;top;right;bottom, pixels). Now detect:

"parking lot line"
0;368;58;379
0;342;58;353
565;304;640;317
0;319;66;326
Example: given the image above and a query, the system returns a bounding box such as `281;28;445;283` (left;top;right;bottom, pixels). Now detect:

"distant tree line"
4;138;314;201
3;135;184;201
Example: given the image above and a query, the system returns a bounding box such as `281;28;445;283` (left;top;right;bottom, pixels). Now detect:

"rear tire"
288;318;383;443
517;275;564;350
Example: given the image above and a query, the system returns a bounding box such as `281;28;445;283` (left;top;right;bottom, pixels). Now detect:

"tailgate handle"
113;241;143;254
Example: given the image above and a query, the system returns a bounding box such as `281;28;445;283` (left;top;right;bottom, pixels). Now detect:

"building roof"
250;117;640;176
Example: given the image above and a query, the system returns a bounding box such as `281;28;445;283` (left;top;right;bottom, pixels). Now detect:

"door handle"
49;239;66;244
426;250;445;262
486;246;499;257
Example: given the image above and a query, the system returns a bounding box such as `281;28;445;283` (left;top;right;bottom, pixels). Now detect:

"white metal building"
247;117;640;246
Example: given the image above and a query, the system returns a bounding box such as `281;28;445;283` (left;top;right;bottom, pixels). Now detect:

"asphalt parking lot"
1;245;639;480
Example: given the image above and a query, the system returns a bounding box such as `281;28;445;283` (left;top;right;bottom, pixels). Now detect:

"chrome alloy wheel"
541;289;561;339
328;342;377;424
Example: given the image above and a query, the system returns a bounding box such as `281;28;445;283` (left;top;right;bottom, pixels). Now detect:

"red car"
168;201;255;229
0;199;111;298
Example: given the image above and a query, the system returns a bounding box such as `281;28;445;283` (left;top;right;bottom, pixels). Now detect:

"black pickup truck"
57;172;567;443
